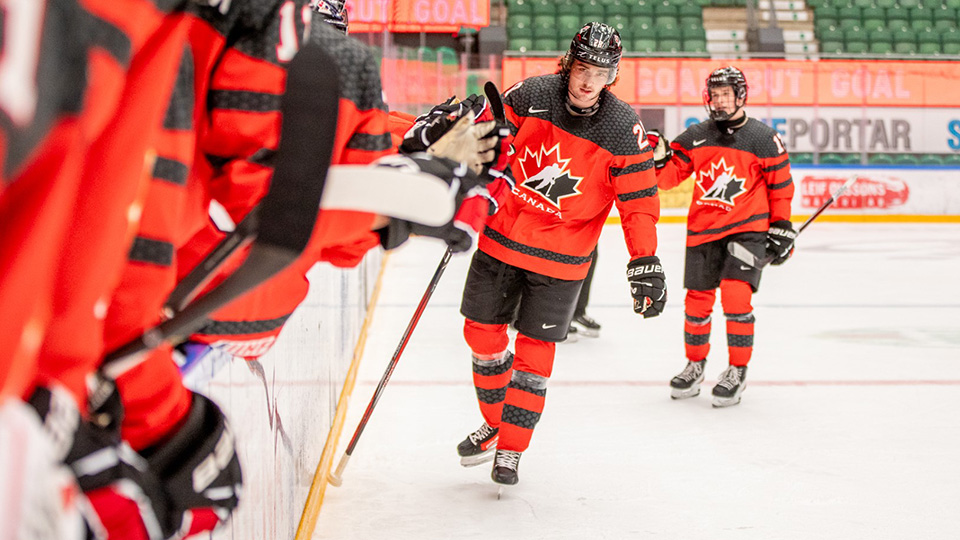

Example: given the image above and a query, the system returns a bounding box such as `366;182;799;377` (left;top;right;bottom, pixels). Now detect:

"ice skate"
561;323;579;343
670;360;706;399
571;313;601;338
712;365;747;408
457;422;498;466
491;449;521;486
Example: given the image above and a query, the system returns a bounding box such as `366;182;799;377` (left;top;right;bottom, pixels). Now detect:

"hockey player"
456;22;665;486
650;66;795;408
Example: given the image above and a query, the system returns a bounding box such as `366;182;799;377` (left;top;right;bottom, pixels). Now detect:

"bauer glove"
766;220;797;266
626;256;667;318
646;130;672;169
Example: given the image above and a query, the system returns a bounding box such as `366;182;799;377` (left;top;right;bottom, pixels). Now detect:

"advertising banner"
659;169;960;216
502;58;960;107
348;0;488;32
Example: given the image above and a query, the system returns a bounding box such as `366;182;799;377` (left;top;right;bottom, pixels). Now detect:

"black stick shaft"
341;248;452;457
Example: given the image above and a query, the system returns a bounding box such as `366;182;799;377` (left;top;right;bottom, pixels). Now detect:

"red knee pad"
463;319;509;358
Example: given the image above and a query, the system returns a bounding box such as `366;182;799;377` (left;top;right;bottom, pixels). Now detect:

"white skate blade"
670;383;701;400
712;384;746;408
573;326;600;338
460;447;496;467
497;486;504;500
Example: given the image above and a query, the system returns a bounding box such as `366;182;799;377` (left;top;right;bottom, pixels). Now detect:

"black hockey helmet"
564;22;622;85
703;66;748;121
311;0;349;34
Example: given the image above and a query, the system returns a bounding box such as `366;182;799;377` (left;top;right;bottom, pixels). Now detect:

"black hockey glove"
400;93;488;154
626;256;667;318
766;220;797;266
376;153;486;253
140;392;243;538
27;382;172;540
646;130;673;169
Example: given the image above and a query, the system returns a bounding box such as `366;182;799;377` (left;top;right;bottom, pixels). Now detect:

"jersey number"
0;0;44;126
633;123;648;150
276;1;314;63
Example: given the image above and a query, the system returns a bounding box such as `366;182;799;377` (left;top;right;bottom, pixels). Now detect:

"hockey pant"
464;319;553;453
684;279;755;367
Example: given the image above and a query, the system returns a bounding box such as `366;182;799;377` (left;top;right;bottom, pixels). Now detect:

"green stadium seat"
934;19;957;31
581;0;605;20
656;24;681;40
898;0;919;8
838;18;862;31
508;22;533;39
510;38;534;52
655;14;679;26
608;13;629;29
893;28;916;43
658;38;682;51
875;0;896;8
820;26;845;41
818;153;844;164
945;42;960;54
558;13;582;29
918;41;941;54
632;37;658;52
869;27;893;44
844;26;868;41
679;3;702;18
886;6;910;22
653;1;680;17
933;6;958;25
861;6;884;20
837;5;861;20
918;27;940;43
629;0;656;17
532;17;556;38
608;0;632;17
629;17;654;34
920;154;944;165
814;5;838;20
816;18;839;34
791;152;813;164
909;19;931;32
533;37;561;50
943;27;960;43
841;153;863;165
894;154;920;165
894;41;918;53
416;46;435;62
805;0;828;7
862;18;886;32
845;40;869;53
682;22;706;39
868;153;895;165
556;0;581;17
507;0;535;16
869;41;894;53
683;39;707;52
436;46;457;65
680;15;701;26
508;12;533;26
909;6;932;21
942;153;960;165
532;13;556;28
946;0;960;9
853;0;873;8
820;40;845;53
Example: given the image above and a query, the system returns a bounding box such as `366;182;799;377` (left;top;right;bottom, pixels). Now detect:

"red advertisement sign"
801;175;909;210
348;0;488;32
502;58;960;108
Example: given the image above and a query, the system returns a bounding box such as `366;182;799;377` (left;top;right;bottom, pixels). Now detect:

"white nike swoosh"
542;323;557;329
693;139;707;146
528;107;548;114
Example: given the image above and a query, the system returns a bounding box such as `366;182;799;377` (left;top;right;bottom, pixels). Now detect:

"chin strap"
714;113;748;134
564;92;602;116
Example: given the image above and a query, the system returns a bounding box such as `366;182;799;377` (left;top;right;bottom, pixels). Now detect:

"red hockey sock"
720;279;754;367
684;289;716;362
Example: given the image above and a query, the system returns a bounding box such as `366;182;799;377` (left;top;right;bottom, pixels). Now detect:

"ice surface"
315;223;960;540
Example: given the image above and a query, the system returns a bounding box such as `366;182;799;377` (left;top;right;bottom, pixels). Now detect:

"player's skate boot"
712;365;747;408
571;313;601;338
457;422;498;467
670;360;706;399
491;449;522;485
562;323;579;343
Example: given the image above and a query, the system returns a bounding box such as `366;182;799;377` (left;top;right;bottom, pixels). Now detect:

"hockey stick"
483;81;505;123
727;175;858;268
328;247;454;486
103;42;340;375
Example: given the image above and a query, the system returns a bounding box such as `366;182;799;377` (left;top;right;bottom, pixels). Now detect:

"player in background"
650;66;795;408
456;22;665;486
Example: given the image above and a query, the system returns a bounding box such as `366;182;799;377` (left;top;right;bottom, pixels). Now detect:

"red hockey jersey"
656;117;794;246
479;74;659;281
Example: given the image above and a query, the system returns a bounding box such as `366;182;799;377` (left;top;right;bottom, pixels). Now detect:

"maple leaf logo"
516;143;583;209
697;157;746;206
